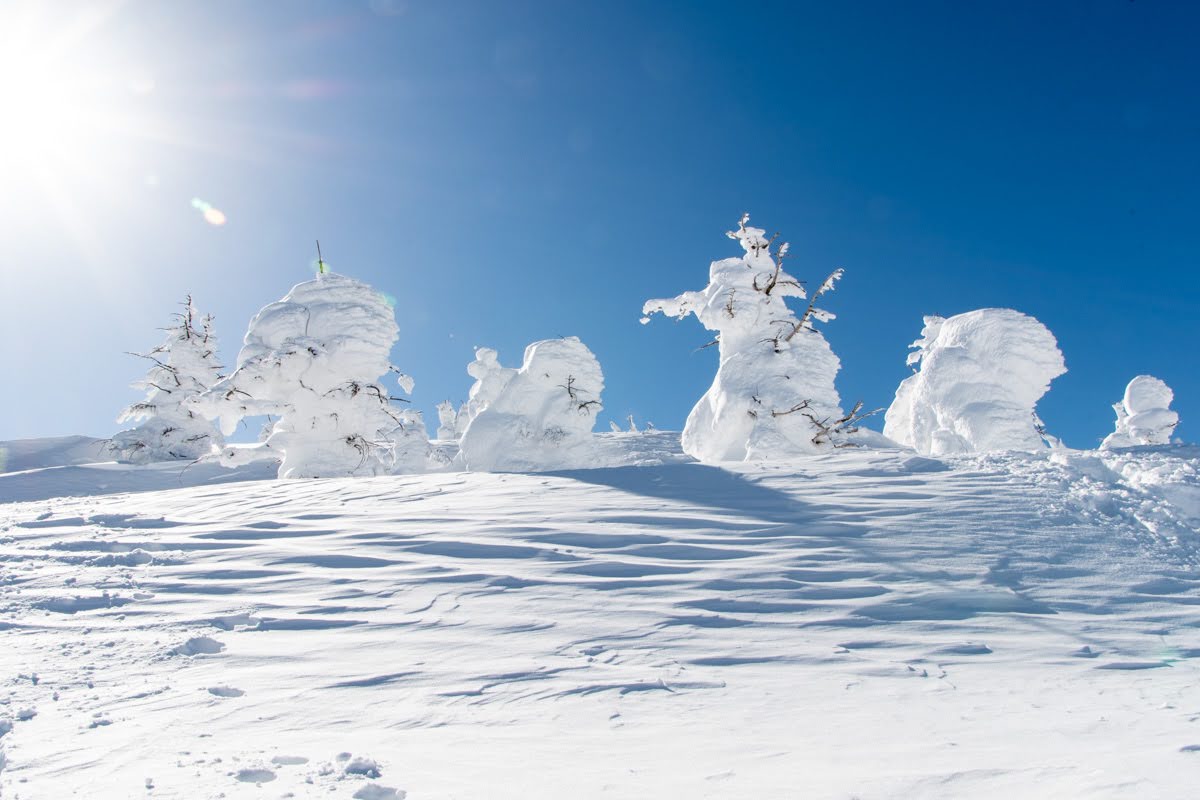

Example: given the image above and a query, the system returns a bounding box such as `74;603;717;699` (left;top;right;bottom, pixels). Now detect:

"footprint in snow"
271;755;309;766
1071;646;1100;658
354;785;405;800
344;756;382;778
171;636;224;657
206;686;244;698
234;767;276;783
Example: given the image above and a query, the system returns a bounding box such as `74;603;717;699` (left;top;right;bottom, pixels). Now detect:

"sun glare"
0;4;154;198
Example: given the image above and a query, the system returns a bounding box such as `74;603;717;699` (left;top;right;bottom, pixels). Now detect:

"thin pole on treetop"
316;240;327;275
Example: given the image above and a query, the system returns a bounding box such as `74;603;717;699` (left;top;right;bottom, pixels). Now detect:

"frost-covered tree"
642;213;862;461
1101;375;1179;448
191;272;424;479
435;400;460;441
456;347;518;433
458;337;604;471
111;296;224;464
883;309;1067;455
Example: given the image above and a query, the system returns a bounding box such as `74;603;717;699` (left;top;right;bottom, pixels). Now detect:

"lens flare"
191;197;227;226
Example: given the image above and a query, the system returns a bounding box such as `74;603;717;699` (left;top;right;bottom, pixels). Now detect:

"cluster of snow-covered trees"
112;215;1182;478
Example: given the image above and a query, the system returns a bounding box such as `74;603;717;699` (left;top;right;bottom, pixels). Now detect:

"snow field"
2;437;1199;798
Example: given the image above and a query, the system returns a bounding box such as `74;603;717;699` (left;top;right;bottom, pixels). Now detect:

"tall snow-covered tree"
1101;375;1179;448
458;337;605;471
190;271;425;479
883;309;1067;455
642;213;858;461
110;296;224;464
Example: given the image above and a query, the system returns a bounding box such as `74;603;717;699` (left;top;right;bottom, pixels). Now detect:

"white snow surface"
458;337;605;472
643;216;846;462
0;436;109;474
1103;375;1180;449
884;309;1067;456
2;433;1200;798
191;273;422;479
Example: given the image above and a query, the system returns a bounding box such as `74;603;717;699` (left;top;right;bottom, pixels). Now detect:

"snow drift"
643;214;851;462
1102;375;1179;448
457;337;604;471
883;309;1066;456
191;272;424;479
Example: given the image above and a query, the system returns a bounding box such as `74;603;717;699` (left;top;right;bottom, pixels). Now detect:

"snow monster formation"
192;272;426;478
643;214;855;462
1101;375;1179;448
457;337;604;471
111;296;225;464
884;309;1066;456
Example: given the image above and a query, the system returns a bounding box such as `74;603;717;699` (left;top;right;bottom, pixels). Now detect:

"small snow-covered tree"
642;213;859;461
1101;375;1179;448
458;336;604;471
883;309;1067;455
111;296;224;464
435;400;460;441
456;347;518;433
190;271;424;478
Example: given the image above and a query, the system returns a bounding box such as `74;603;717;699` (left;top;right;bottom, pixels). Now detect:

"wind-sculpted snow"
884;309;1067;455
1103;375;1179;448
191;273;424;479
2;436;1199;798
643;215;847;462
458;337;605;472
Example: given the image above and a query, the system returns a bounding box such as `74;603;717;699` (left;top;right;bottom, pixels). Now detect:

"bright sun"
0;4;152;193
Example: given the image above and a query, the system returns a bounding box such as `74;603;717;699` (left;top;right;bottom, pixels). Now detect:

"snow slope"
2;435;1200;798
0;436;110;474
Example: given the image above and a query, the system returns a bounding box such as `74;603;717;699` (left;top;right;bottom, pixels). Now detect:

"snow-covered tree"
458;337;604;471
435;400;460;441
111;296;224;464
456;347;518;433
190;272;424;479
883;309;1067;456
1101;375;1179;448
642;213;860;461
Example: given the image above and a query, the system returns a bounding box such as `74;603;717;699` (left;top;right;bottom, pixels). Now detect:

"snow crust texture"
458;337;605;472
1102;375;1179;448
643;215;846;462
111;298;224;464
2;437;1200;798
884;309;1067;456
191;273;424;479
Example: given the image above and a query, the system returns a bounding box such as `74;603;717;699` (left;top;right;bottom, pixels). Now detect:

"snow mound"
1102;375;1179;448
458;337;604;472
884;309;1066;455
1052;445;1200;541
643;214;848;462
191;273;424;479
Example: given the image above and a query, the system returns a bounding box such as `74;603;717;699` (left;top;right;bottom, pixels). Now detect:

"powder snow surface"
2;435;1200;799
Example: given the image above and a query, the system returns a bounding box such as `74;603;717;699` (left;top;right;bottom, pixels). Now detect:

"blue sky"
1;0;1197;448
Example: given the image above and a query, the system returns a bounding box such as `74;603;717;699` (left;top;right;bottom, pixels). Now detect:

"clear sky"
1;0;1197;448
